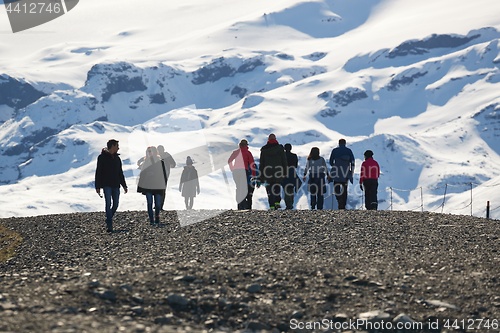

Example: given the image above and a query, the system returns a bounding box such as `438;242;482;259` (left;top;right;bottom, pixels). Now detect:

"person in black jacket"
259;134;288;210
95;139;128;233
282;143;301;209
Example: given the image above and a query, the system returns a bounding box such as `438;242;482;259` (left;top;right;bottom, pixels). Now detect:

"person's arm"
350;150;355;171
359;161;366;190
329;149;335;167
227;150;239;170
179;171;184;192
168;154;176;168
249;152;257;177
258;152;265;181
95;155;102;194
321;158;328;177
195;170;200;194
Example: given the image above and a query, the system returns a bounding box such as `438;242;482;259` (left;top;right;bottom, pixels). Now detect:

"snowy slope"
1;0;500;219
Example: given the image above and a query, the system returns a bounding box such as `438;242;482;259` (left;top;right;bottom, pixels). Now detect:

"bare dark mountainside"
0;210;498;333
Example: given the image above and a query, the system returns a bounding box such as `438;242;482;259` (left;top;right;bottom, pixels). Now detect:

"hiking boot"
274;202;281;209
155;215;160;224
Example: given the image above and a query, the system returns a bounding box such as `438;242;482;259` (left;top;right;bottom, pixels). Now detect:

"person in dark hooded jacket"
259;134;288;209
95;139;128;232
282;143;301;209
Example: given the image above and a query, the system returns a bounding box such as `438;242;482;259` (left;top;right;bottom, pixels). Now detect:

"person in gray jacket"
329;138;355;209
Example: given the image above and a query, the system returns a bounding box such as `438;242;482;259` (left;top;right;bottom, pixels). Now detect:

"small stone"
393;313;416;325
291;310;304;319
95;289;116;302
131;306;143;315
246;283;262;293
247;321;269;331
166;294;189;311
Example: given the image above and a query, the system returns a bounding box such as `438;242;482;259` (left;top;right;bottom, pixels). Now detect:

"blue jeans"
103;186;120;229
145;192;162;223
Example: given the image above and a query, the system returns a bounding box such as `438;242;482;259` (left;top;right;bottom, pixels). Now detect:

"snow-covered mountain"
1;0;500;219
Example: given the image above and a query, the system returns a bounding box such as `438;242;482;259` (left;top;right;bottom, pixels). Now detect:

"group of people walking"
94;136;380;232
94;140;199;231
227;134;381;212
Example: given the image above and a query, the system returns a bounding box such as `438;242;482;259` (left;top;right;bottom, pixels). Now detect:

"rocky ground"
0;209;499;333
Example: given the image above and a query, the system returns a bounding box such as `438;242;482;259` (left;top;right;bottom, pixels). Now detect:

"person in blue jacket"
329;138;355;209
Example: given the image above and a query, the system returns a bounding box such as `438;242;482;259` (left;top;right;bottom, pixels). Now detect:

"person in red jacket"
360;150;380;210
228;139;257;210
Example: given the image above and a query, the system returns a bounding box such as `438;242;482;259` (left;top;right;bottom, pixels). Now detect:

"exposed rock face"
318;88;368;107
387;33;481;58
0;210;498;332
191;57;265;85
0;74;46;110
85;62;148;102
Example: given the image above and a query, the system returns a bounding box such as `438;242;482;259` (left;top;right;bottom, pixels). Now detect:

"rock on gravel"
0;210;499;332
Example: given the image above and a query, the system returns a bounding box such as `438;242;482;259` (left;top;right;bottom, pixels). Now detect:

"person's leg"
154;193;162;223
368;180;378;210
111;187;120;217
363;179;378;210
145;192;154;223
284;184;294;209
246;183;255;210
103;187;113;231
317;194;324;210
333;182;342;209
234;170;247;210
334;182;347;209
271;182;282;208
310;194;317;210
363;181;370;210
188;197;194;210
265;184;274;209
340;182;348;209
160;188;166;210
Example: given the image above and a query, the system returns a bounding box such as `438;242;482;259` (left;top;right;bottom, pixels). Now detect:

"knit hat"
364;150;374;158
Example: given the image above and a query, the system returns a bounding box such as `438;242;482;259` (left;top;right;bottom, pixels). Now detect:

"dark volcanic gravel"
0;210;499;333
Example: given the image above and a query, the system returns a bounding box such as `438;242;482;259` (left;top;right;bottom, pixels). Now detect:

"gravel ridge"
0;210;499;333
